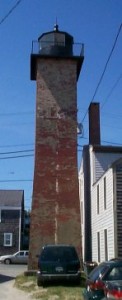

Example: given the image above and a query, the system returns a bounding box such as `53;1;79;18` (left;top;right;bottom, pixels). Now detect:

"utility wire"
101;74;122;109
78;139;122;147
0;179;32;182
0;143;34;149
0;141;121;159
0;0;23;26
81;23;122;124
91;23;122;102
102;140;122;146
0;154;33;160
0;149;34;155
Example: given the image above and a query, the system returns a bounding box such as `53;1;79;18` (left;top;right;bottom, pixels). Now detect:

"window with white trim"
0;209;1;222
4;233;13;247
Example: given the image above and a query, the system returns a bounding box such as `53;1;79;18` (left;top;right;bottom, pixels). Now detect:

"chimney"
89;102;100;145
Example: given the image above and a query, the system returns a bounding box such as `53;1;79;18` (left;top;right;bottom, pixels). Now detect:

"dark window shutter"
0;233;4;246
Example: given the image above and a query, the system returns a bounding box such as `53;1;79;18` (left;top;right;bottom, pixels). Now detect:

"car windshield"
88;263;109;281
104;266;122;281
14;252;19;256
41;247;78;262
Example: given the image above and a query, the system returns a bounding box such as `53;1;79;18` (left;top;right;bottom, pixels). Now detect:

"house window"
97;232;100;262
104;177;107;210
0;209;1;222
4;233;13;247
97;185;99;214
104;229;108;261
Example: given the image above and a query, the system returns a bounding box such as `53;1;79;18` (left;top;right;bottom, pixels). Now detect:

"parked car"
83;259;122;300
0;250;29;264
103;280;122;300
37;244;81;286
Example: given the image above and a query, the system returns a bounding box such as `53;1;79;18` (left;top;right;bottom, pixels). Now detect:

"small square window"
4;233;13;247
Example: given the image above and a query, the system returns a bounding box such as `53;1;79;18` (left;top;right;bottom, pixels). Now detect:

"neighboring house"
92;158;122;262
79;144;122;263
79;103;122;263
0;190;24;256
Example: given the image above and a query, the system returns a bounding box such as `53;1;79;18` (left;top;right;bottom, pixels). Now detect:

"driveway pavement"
0;263;27;279
0;264;34;300
0;280;33;300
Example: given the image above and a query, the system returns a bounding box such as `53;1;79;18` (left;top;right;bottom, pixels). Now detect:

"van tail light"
106;289;122;300
89;280;105;290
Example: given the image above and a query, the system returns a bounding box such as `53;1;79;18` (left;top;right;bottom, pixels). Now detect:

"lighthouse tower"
28;25;84;269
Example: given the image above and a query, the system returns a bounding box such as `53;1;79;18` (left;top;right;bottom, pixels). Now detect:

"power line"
0;143;34;149
101;74;122;109
102;140;122;146
0;179;32;182
78;137;122;146
0;0;23;26
81;23;122;124
78;139;122;152
0;154;33;160
0;149;34;155
91;23;122;102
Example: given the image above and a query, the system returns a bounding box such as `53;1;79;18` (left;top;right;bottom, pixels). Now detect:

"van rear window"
41;246;78;262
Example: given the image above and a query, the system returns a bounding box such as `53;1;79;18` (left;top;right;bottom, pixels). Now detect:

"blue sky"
0;0;121;209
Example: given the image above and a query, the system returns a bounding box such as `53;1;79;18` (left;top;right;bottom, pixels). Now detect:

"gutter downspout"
18;209;21;251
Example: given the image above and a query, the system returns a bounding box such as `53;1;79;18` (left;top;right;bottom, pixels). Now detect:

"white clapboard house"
79;103;122;263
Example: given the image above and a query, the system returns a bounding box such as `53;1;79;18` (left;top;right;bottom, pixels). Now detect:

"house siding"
91;168;115;262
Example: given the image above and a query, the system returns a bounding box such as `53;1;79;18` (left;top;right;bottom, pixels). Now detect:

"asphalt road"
0;263;27;283
0;264;32;300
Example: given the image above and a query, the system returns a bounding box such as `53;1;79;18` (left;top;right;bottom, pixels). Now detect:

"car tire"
4;258;11;265
37;276;45;287
37;277;42;287
76;277;81;285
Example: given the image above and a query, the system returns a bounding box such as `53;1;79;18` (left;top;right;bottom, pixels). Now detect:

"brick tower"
28;25;84;269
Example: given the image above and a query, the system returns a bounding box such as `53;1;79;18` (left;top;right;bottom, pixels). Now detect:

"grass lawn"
15;273;85;299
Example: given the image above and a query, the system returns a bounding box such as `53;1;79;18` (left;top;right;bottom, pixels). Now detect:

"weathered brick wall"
28;58;81;269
